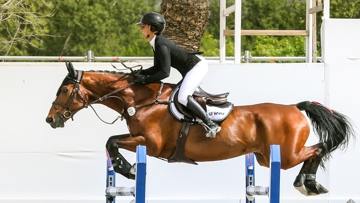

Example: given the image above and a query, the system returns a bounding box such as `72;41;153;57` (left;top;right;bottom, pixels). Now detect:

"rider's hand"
134;74;148;84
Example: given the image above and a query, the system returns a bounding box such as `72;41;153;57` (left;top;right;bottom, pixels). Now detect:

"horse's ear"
66;61;77;78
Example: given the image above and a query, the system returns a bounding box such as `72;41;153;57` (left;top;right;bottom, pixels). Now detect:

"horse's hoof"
127;173;136;180
294;184;311;196
294;181;329;196
304;180;329;195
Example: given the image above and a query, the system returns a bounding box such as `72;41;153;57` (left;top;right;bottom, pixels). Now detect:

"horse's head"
46;61;148;129
45;61;86;128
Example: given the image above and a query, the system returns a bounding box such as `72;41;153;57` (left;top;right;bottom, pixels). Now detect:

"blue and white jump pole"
105;145;147;203
245;145;281;203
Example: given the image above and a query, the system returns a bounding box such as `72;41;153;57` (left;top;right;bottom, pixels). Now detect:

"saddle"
170;85;233;122
168;85;234;164
174;86;230;120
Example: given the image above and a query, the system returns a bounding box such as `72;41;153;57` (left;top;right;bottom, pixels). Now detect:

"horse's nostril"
46;117;53;123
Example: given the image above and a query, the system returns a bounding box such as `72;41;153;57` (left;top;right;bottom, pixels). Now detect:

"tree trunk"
160;0;209;51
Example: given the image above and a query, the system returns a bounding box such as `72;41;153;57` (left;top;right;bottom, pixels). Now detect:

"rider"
134;12;221;138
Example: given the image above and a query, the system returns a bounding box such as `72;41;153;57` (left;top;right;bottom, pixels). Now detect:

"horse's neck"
133;83;172;103
83;72;131;111
83;72;173;112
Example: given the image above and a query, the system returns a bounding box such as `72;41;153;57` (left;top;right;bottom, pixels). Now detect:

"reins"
131;82;170;109
57;74;170;125
87;80;170;124
53;61;171;125
87;79;135;124
87;62;170;122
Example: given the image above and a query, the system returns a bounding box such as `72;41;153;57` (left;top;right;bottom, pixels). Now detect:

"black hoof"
293;174;328;196
294;181;329;196
128;173;135;180
304;180;329;195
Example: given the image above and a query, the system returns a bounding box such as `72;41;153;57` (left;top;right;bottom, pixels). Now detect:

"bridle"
52;69;135;124
52;70;86;123
52;63;170;125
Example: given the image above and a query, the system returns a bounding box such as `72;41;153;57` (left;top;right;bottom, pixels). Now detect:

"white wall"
321;19;360;64
321;18;360;203
0;19;359;203
0;62;333;203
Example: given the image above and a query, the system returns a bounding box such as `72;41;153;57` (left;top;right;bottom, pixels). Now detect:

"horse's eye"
62;87;69;94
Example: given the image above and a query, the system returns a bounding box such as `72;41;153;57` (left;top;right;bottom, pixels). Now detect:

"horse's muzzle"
45;116;65;128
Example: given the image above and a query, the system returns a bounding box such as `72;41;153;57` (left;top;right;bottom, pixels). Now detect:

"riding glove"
134;74;148;84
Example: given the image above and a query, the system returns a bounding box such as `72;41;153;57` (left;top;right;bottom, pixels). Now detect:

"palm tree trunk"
160;0;209;51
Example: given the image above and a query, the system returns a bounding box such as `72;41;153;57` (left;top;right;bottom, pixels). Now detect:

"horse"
45;61;355;196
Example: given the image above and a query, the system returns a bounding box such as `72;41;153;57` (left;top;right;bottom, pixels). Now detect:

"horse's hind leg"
106;134;136;180
293;143;329;196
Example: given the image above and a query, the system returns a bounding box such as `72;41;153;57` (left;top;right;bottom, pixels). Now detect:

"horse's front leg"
105;134;144;180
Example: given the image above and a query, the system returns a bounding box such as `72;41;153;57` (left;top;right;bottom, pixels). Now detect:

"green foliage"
200;31;234;56
331;0;360;18
241;0;306;30
0;0;54;56
1;0;359;57
206;0;235;40
203;0;308;57
200;31;219;56
39;0;157;56
252;36;305;56
203;0;359;58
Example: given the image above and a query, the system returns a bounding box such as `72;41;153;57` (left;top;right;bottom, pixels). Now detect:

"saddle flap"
174;91;209;120
207;102;234;122
174;91;196;120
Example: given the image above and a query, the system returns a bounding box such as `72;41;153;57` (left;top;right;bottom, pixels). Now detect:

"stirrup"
203;123;221;138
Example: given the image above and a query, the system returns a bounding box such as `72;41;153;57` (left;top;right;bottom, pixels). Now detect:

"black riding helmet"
136;12;165;35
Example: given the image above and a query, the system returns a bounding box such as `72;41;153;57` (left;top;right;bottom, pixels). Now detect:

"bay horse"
46;62;355;196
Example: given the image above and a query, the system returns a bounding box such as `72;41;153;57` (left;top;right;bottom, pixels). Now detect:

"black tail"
297;101;355;162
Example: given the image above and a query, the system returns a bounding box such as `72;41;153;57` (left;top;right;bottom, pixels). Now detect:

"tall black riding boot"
186;96;221;138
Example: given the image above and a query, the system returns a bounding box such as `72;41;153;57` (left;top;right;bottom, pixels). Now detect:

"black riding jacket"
141;35;201;84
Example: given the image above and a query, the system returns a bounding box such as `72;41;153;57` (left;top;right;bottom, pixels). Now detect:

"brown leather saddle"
167;85;233;164
173;86;230;121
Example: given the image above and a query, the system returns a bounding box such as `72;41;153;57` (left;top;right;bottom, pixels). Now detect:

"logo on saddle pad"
169;86;234;122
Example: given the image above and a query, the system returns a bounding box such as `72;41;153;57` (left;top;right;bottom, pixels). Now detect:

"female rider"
134;12;221;138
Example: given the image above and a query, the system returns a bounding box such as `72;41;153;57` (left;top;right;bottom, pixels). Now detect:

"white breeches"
178;55;208;106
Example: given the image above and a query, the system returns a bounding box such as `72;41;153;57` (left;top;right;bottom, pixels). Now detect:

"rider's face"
140;24;150;39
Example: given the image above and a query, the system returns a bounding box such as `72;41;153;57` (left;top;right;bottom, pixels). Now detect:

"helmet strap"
146;26;156;40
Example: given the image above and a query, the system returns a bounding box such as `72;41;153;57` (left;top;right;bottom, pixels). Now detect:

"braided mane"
88;70;128;75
